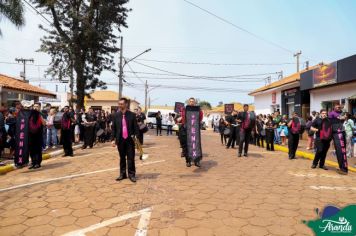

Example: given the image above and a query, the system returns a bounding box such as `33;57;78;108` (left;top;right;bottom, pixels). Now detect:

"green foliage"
32;0;130;108
0;0;25;36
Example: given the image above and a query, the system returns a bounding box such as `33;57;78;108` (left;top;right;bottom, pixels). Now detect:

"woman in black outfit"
265;115;275;151
218;118;227;145
28;104;45;169
256;115;265;148
156;111;162;136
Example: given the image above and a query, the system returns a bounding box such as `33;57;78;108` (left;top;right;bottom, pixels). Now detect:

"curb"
273;144;356;173
0;144;82;175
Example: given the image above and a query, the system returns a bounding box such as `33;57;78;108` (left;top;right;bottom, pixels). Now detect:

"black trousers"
266;129;274;150
227;127;237;148
256;134;265;148
239;129;251;154
62;129;73;156
332;131;348;172
29;132;43;166
118;138;136;177
138;131;144;145
156;124;162;135
288;133;299;158
220;133;227;145
84;126;95;147
313;138;331;167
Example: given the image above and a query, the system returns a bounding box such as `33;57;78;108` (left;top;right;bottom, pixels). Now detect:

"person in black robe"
82;107;97;149
28;103;45;169
311;109;332;170
61;106;74;157
287;112;301;160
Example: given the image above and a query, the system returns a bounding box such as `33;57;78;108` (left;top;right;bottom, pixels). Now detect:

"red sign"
272;92;276;104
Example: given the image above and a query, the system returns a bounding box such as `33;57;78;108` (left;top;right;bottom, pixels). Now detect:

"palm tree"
0;0;25;36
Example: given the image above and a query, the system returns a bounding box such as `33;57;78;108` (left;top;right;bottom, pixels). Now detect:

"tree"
198;100;212;110
32;0;130;109
217;101;223;107
0;0;25;36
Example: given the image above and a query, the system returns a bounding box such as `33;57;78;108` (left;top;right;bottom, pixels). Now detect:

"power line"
135;58;296;66
131;60;279;79
0;61;50;67
125;76;266;83
22;0;53;26
182;0;295;55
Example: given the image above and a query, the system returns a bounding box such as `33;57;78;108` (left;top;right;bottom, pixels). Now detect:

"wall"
310;81;356;112
253;91;281;115
87;100;139;112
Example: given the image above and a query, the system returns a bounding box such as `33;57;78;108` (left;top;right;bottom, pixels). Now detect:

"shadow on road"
138;172;161;180
22;161;71;173
193;160;218;173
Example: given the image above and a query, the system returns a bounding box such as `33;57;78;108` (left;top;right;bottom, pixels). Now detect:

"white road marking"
62;207;153;236
0;160;165;193
309;185;356;191
288;171;342;179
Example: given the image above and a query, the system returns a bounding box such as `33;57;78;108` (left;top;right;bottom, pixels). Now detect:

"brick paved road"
0;130;355;236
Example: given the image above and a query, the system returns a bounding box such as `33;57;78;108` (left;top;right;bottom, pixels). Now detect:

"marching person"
218;117;227;145
265;115;275;151
178;98;203;167
237;104;255;157
329;104;348;174
82;107;97;149
61;106;74;157
28;103;46;169
112;98;140;182
225;110;238;149
287;112;301;160
310;109;332;170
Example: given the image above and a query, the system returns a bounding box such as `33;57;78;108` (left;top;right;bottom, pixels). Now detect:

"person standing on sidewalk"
237;104;255;157
46;108;58;149
305;116;315;150
156;111;162;136
273;111;282;144
329;104;348;174
82;107;97;149
310;109;332;170
28;103;46;169
344;113;355;158
265;115;275;151
135;107;146;144
218;117;227;145
256;115;265;148
287;112;301;160
167;113;174;136
112;98;140;182
61;106;74;157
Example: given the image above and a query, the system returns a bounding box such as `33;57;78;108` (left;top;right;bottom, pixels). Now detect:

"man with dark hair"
112;98;140;182
237;104;255;157
287;112;301;159
61;106;74;157
310;109;332;170
329;104;348;174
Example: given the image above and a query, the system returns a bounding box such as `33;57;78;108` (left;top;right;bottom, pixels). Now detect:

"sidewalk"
0;144;82;175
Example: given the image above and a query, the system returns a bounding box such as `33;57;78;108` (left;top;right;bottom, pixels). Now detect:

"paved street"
0;130;356;236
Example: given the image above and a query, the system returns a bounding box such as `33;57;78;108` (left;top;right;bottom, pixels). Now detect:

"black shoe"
226;146;230;149
116;175;127;181
140;155;143;160
129;176;137;182
89;146;93;149
337;169;348;175
186;162;192;167
33;165;40;169
243;153;248;157
238;153;242;157
28;165;35;169
194;162;201;168
311;164;317;169
81;146;87;150
319;166;328;170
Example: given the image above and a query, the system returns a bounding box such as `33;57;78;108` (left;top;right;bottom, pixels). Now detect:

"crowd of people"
0;101;115;168
214;104;356;174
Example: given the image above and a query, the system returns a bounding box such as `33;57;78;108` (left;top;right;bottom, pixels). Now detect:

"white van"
146;108;177;130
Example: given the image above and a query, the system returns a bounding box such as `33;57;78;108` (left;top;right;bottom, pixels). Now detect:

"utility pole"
15;58;34;82
294;50;302;72
118;37;123;99
144;80;148;112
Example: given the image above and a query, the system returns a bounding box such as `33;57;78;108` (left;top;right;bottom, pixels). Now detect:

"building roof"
248;66;317;96
0;74;56;97
211;103;255;112
87;90;139;104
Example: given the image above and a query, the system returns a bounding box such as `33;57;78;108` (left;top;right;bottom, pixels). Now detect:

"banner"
174;102;185;114
14;110;30;166
224;104;234;114
185;106;202;160
313;62;337;88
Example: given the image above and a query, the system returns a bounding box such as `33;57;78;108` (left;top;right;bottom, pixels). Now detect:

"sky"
1;0;356;107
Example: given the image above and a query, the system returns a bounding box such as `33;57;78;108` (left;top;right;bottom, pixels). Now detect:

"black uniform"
288;117;301;159
112;110;140;178
61;112;73;156
237;111;256;156
83;112;97;148
312;117;332;168
226;114;237;148
136;112;146;145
